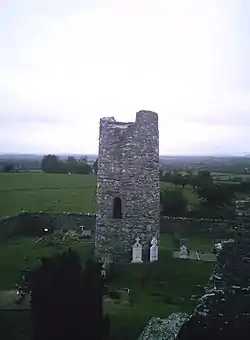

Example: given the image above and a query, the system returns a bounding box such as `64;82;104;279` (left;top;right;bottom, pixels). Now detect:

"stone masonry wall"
236;198;250;221
160;216;237;238
0;212;241;242
0;211;96;239
176;226;250;339
176;201;250;339
95;216;160;262
95;110;160;262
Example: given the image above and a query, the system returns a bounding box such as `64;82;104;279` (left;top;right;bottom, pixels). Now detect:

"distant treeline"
0;155;98;175
160;156;250;174
160;169;250;220
160;169;250;193
41;155;97;174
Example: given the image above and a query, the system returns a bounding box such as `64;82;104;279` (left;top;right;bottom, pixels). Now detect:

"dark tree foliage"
77;160;92;174
41;155;92;174
30;249;109;340
194;170;213;189
196;183;235;207
3;163;15;172
93;158;98;175
82;258;104;340
160;188;188;217
161;171;172;183
67;156;79;173
41;155;63;173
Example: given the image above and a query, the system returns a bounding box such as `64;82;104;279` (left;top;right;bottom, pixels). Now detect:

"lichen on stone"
138;313;189;340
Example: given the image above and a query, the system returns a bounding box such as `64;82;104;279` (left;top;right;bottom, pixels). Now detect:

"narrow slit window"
113;197;122;219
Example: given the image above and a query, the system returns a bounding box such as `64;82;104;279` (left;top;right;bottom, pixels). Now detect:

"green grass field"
0;234;213;340
0;173;97;217
0;173;201;217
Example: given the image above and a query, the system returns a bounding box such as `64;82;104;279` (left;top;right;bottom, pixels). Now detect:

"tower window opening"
113;197;122;219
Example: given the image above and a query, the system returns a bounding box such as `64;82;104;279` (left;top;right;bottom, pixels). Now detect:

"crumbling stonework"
176;208;250;340
138;313;189;340
95;110;160;262
160;216;237;238
0;211;95;239
236;198;250;221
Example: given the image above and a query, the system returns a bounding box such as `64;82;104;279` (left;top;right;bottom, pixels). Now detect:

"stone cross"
131;237;143;263
79;225;86;236
150;236;158;262
180;245;188;259
151;236;158;246
135;237;140;246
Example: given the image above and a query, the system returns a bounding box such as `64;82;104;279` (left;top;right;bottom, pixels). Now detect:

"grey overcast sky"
1;0;250;155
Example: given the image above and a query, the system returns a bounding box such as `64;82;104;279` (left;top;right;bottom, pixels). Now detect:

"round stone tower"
95;110;160;262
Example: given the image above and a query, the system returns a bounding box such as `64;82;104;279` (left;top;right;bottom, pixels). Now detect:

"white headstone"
180;245;188;259
80;225;86;236
131;237;143;263
150;237;158;262
82;230;91;237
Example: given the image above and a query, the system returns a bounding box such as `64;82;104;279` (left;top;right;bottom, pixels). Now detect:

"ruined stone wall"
95;217;160;262
0;211;96;239
0;212;241;241
160;216;237;238
236;198;250;221
176;218;250;339
95;110;160;262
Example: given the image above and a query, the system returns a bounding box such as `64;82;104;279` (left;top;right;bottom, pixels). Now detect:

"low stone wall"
0;211;247;241
176;225;250;339
160;216;238;238
0;211;96;239
138;313;189;340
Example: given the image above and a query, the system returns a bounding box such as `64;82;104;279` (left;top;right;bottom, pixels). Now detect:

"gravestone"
150;237;159;262
180;238;189;249
180;245;188;259
82;230;91;237
131;237;143;263
79;226;91;237
79;225;86;235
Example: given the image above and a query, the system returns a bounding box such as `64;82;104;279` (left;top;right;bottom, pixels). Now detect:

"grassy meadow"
0;172;201;217
0;173;97;217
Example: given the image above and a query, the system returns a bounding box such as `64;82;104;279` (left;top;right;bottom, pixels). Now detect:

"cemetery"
0;224;215;339
1;110;250;339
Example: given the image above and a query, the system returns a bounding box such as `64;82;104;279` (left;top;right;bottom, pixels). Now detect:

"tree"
77;158;92;174
3;163;14;172
82;258;105;340
194;170;213;189
161;170;190;188
162;171;172;183
30;250;109;340
93;158;98;175
41;155;63;173
179;175;189;188
30;249;85;340
170;170;182;187
196;183;235;207
160;188;188;217
66;156;79;173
